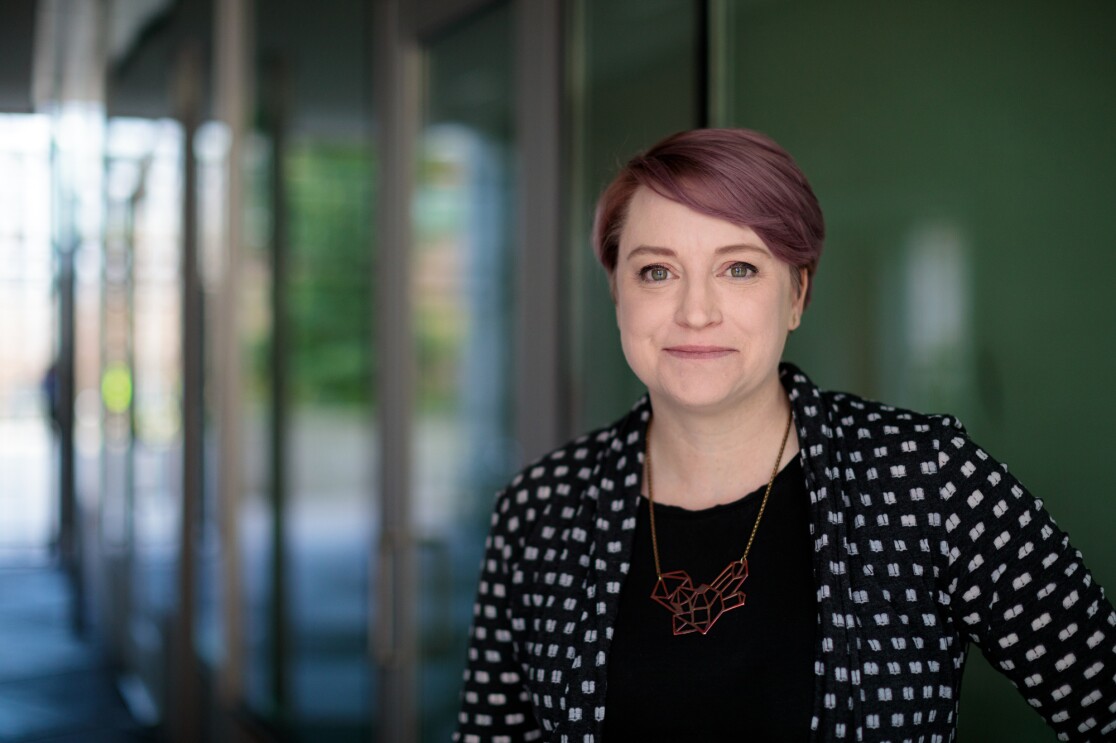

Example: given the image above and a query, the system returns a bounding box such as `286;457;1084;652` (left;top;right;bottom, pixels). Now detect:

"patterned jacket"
455;364;1116;742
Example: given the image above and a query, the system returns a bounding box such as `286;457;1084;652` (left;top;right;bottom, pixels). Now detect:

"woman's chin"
647;369;782;416
649;384;740;414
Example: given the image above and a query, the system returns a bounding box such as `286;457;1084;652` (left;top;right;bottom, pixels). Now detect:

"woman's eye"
640;265;672;282
727;262;757;279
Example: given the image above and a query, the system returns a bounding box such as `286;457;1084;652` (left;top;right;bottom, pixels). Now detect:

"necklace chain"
645;407;794;580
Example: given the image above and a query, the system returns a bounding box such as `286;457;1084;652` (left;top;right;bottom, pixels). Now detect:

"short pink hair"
591;128;825;306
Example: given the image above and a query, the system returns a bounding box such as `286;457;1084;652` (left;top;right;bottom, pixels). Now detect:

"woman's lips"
663;345;736;359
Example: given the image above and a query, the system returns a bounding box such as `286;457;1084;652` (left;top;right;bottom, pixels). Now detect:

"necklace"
645;407;794;636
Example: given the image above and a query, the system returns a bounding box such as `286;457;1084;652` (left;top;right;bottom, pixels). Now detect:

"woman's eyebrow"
714;243;767;255
625;245;676;259
624;243;767;260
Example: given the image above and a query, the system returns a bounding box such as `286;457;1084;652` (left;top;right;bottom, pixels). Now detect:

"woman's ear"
789;267;808;330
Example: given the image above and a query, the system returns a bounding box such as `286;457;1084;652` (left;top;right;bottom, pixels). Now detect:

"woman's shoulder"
782;363;966;446
824;388;964;439
785;365;1016;513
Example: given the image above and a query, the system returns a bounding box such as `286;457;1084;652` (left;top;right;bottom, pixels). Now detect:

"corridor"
0;563;153;742
1;0;1114;740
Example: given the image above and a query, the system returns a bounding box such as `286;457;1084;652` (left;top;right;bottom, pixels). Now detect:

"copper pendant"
650;559;748;635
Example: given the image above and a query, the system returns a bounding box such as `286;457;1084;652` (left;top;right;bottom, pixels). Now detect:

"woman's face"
615;187;805;416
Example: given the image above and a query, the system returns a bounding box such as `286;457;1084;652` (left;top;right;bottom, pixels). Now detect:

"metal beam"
514;0;565;460
212;0;250;708
175;38;203;743
264;53;292;717
372;1;420;740
402;0;497;39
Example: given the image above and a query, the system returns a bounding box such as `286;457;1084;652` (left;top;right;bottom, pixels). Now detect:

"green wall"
717;1;1116;739
567;1;1116;738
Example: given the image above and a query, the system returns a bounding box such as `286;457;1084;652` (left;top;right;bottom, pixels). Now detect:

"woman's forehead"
619;188;770;258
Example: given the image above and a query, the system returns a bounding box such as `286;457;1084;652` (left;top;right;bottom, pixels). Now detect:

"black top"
603;457;815;741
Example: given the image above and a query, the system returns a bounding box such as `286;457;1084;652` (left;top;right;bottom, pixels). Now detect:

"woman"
454;129;1116;741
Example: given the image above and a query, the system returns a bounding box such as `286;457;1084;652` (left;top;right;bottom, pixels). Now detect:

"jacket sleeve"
454;488;543;742
938;428;1116;741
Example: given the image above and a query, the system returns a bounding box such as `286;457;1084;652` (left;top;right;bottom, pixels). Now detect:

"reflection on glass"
196;118;231;673
240;128;276;721
0;114;56;559
242;4;378;736
239;100;376;743
895;221;973;412
105;116;185;717
416;5;517;740
286;141;375;737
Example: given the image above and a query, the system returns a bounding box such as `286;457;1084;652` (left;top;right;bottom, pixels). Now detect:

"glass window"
86;115;185;718
240;125;278;723
285;139;375;737
243;2;377;738
566;0;702;431
415;4;518;739
0;114;56;562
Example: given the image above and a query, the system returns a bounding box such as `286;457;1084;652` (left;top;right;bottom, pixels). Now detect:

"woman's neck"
645;378;799;510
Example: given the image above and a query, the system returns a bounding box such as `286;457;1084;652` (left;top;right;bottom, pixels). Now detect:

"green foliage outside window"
286;143;374;408
247;141;376;409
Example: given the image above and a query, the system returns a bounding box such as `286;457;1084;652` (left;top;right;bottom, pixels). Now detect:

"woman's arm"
939;430;1116;740
454;489;543;742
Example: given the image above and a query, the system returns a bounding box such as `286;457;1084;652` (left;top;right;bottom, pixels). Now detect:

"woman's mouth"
663;345;736;359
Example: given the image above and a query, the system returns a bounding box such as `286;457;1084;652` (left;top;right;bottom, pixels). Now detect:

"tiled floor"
0;562;155;742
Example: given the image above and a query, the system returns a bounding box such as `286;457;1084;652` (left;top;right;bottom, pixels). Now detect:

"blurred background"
0;0;1113;741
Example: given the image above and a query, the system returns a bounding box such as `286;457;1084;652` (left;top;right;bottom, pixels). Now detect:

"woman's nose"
674;277;721;328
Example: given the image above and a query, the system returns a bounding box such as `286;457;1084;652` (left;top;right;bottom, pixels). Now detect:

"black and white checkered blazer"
455;363;1116;742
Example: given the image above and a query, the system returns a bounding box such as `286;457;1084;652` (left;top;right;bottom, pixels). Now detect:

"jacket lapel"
564;400;648;740
782;363;861;740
